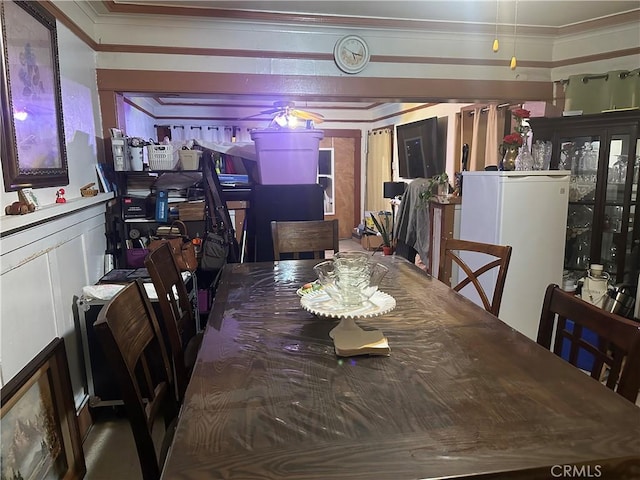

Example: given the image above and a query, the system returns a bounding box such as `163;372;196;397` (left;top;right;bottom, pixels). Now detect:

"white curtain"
170;125;185;142
202;126;217;142
366;129;392;213
189;126;203;140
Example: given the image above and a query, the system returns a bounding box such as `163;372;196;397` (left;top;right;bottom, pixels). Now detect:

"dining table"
161;256;640;479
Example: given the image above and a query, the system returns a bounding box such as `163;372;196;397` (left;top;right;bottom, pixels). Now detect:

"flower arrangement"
512;108;531;136
512;108;530;121
502;132;524;147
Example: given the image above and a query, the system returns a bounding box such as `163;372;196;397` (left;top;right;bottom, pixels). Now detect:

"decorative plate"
300;290;396;319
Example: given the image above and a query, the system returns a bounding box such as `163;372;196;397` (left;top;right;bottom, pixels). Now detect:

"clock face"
334;35;370;74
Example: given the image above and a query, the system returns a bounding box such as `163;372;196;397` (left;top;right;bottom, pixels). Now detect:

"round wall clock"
334;35;370;74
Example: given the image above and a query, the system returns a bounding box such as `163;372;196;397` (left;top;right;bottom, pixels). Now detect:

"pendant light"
492;0;500;52
510;0;519;70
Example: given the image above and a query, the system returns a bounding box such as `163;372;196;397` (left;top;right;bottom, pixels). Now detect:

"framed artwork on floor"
1;337;86;480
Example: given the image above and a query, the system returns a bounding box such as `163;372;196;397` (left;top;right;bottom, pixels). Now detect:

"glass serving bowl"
313;258;389;307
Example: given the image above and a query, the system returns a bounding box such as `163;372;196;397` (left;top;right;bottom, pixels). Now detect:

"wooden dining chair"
271;219;339;260
537;284;640;403
94;279;178;480
438;238;512;316
145;242;203;402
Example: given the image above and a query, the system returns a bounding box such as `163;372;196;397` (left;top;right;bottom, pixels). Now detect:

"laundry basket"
147;144;179;171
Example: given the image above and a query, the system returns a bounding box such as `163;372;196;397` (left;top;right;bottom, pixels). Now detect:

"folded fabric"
82;282;158;301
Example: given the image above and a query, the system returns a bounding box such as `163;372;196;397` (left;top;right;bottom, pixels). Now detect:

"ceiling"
99;1;639;29
94;1;639;123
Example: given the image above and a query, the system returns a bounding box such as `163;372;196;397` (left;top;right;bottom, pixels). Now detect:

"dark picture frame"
1;338;86;480
0;1;69;191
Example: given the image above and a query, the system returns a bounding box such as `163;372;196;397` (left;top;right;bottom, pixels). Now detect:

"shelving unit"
530;111;639;285
106;170;205;269
318;147;335;215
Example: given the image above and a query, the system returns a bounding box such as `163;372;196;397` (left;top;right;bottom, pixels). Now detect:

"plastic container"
250;128;324;184
147;144;179;171
179;150;202;170
129;146;144;171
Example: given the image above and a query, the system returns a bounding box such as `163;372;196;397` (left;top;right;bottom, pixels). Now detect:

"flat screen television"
396;116;446;179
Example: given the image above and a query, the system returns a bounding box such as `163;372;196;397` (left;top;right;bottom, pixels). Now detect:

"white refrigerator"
459;171;570;340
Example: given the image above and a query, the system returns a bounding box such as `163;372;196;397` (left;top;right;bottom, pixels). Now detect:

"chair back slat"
537;284;640;403
95;280;178;480
439;238;512;316
145;242;200;403
271;220;339;260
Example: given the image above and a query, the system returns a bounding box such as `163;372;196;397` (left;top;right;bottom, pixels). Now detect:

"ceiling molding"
98;1;640;36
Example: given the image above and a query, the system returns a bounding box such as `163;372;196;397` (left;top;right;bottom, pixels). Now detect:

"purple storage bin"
198;289;210;314
126;248;149;268
250;129;324;184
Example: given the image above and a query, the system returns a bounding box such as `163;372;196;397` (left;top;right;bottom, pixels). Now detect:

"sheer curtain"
366;128;392;213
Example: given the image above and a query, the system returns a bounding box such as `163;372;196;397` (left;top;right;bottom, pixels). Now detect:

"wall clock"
334;35;370;74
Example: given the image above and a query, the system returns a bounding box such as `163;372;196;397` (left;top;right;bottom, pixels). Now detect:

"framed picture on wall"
0;1;69;191
1;338;86;480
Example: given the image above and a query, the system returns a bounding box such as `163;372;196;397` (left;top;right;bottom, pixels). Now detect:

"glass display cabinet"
529;111;639;285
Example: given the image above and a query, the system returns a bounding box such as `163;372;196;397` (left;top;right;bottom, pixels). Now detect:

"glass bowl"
313;259;388;307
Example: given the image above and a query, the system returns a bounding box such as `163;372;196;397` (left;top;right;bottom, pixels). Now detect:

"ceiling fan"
245;100;324;128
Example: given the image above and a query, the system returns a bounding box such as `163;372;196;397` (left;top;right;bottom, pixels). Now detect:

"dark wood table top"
162;257;640;480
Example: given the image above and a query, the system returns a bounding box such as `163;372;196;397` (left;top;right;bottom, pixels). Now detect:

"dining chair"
145;242;203;402
438;238;512;316
537;283;640;403
271;219;339;260
94;279;179;480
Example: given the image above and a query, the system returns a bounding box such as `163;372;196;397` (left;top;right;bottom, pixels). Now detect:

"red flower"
512;108;530;119
503;133;523;146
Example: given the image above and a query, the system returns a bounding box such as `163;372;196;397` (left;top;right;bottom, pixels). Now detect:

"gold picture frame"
1;338;86;480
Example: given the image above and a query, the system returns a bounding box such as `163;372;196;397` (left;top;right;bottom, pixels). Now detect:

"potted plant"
418;172;450;207
370;211;393;255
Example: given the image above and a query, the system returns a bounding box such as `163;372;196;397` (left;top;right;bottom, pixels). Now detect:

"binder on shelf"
155;190;169;222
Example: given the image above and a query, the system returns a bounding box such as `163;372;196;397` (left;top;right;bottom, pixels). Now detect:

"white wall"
0;21;106;410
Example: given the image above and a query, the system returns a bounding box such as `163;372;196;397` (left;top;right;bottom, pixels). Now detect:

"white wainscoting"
0;197;111;409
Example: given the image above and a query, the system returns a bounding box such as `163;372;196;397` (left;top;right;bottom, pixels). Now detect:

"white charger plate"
300;290;396;319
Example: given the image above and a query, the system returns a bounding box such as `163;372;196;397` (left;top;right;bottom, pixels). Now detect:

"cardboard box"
177;200;205;221
361;234;383;251
523;101;562;118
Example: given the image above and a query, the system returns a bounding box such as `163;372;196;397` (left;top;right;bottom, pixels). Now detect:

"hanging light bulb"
492;0;500;52
511;0;518;70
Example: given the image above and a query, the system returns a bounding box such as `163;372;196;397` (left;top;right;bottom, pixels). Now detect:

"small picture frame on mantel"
19;187;40;210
